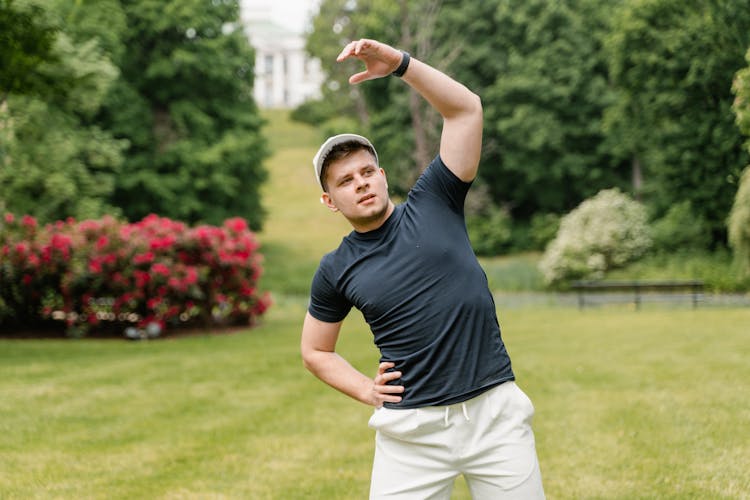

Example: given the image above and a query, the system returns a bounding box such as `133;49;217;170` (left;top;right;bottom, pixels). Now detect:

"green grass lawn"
2;304;749;498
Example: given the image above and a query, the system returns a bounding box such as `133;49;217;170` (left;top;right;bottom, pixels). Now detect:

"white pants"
368;381;545;499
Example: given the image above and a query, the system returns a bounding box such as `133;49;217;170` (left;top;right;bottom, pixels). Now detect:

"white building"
243;19;324;109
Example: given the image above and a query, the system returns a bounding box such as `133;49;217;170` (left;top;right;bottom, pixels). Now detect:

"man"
301;38;545;499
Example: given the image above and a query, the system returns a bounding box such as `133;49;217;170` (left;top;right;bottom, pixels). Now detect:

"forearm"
400;56;482;122
302;349;374;405
400;54;483;180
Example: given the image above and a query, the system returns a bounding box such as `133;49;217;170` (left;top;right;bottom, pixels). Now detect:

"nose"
354;174;369;191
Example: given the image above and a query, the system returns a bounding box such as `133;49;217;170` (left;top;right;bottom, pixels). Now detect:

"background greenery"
301;0;750;257
1;0;267;228
4;0;750;272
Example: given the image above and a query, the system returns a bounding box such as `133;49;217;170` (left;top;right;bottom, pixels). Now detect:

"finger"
336;41;357;62
377;361;395;375
376;385;404;395
373;371;401;385
352;38;372;56
348;71;371;85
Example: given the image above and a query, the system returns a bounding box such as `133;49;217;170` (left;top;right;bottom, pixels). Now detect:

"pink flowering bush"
0;213;271;338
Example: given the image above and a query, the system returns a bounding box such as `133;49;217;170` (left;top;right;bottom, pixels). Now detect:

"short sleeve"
412;155;472;214
308;263;352;323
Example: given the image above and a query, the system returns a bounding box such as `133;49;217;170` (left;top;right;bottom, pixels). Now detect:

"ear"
381;168;388;189
320;193;339;212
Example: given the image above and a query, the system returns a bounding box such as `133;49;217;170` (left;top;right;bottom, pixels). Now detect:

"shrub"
728;166;750;276
0;213;271;337
539;188;652;285
529;213;561;251
651;201;711;253
467;206;513;256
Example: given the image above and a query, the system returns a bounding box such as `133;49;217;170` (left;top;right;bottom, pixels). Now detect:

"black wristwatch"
392;51;411;77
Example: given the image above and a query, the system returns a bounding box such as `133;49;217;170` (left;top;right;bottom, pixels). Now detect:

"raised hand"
336;38;403;85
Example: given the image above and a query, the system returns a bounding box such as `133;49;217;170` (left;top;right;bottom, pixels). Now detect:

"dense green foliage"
301;0;750;252
0;0;58;98
0;0;268;228
605;0;750;243
1;1;126;221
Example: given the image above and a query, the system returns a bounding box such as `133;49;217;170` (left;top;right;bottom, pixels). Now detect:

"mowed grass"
1;305;749;498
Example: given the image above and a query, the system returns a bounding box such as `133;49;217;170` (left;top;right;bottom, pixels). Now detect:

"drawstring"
444;403;471;426
462;402;470;422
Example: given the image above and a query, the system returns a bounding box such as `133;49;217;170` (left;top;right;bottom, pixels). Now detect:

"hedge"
0;213;271;338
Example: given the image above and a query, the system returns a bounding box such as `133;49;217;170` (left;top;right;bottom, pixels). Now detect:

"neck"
351;200;395;233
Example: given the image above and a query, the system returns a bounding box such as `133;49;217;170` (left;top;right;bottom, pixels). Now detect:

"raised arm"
301;312;404;408
337;39;483;182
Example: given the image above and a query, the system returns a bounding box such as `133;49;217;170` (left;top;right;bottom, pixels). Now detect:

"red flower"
21;215;37;228
133;251;155;265
96;236;109;250
168;277;183;291
224;217;248;233
4;213;14;224
151;263;170;277
134;270;151;288
149;236;176;251
184;267;198;285
27;253;40;268
15;242;28;256
89;259;102;274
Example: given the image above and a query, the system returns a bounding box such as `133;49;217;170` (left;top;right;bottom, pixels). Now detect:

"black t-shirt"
308;156;514;408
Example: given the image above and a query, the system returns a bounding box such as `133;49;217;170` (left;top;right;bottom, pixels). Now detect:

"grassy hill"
257;110;352;296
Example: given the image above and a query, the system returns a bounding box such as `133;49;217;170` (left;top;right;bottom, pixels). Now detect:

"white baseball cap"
312;133;379;190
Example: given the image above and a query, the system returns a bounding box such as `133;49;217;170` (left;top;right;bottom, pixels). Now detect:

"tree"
303;0;628;216
604;0;750;244
105;0;268;228
479;0;628;218
1;1;125;223
0;0;58;101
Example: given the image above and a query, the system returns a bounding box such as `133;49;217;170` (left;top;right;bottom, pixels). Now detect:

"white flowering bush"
728;166;750;276
539;188;652;285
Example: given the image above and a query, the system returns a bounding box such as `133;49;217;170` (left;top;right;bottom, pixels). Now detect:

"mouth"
358;193;377;204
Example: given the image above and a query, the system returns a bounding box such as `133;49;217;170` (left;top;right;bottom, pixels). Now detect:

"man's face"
321;149;392;232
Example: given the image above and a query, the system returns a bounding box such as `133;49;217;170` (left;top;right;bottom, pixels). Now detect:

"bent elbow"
301;345;314;371
470;92;483;120
301;344;322;374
